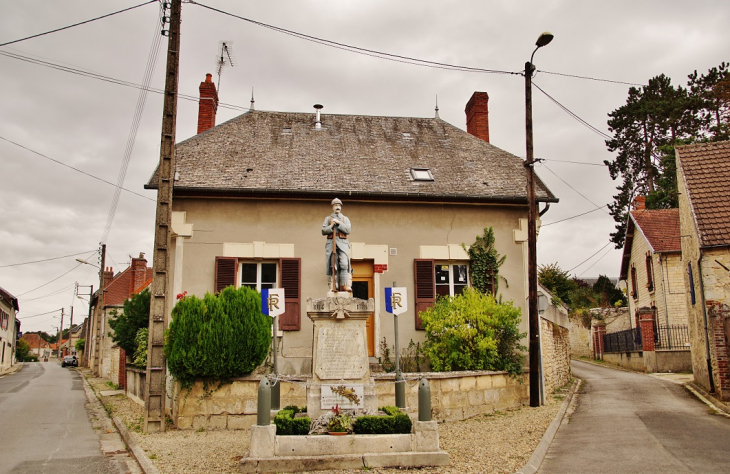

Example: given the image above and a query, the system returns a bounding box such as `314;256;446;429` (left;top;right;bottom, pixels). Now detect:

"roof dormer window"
410;168;434;181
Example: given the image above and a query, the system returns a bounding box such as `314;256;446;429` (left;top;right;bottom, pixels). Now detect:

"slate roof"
146;110;557;204
619;208;681;279
677;140;730;248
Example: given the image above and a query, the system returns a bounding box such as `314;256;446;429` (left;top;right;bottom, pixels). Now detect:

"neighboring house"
88;253;152;389
677;140;730;400
619;198;688;331
21;333;51;359
144;75;558;377
0;286;19;371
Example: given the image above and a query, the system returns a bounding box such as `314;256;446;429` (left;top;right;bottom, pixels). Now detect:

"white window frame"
239;261;279;292
435;262;470;297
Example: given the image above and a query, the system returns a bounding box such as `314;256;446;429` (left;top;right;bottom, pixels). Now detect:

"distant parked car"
61;356;78;368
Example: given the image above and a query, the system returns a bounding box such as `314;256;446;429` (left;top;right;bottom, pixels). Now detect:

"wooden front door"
351;260;375;357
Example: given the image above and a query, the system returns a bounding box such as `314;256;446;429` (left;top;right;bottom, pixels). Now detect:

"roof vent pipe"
314;104;323;129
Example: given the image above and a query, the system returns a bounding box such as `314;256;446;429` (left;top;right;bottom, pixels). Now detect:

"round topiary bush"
164;286;271;385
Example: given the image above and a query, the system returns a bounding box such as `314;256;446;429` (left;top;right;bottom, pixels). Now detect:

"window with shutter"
414;259;435;330
279;258;301;331
215;257;237;294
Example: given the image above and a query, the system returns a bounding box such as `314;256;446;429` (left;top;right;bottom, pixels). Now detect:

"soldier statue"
322;198;352;292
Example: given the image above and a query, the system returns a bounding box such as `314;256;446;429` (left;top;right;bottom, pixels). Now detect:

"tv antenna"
215;41;235;93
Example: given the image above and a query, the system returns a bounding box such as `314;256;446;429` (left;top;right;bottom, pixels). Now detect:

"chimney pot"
633;196;646;211
314;104;323;129
465;92;490;143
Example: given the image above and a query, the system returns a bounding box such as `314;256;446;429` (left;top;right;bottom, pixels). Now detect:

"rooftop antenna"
215;41;235;94
435;95;440;119
250;87;255;111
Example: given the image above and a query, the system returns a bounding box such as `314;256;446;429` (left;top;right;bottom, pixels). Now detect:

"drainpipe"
697;252;715;393
658;255;670;346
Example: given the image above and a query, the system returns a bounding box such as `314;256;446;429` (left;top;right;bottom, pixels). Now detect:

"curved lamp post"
525;32;553;408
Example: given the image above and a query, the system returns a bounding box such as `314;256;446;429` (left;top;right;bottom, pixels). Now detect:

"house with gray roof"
146;74;558;375
677;140;730;400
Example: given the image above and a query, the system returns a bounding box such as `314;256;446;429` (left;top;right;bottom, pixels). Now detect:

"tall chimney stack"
197;73;219;134
465;91;490;143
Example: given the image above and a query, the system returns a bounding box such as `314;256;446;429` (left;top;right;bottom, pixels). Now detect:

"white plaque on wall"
320;384;365;410
315;325;368;380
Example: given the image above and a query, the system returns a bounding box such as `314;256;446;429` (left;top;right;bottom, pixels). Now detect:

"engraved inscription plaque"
315;325;367;380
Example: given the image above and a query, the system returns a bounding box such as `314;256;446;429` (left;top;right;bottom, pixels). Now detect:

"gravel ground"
86;374;565;474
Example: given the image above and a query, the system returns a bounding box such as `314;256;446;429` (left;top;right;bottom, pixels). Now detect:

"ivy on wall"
463;227;507;296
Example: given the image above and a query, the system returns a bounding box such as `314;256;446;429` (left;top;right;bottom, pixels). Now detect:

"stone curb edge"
685;383;730;418
79;370;159;474
514;378;581;474
112;415;161;474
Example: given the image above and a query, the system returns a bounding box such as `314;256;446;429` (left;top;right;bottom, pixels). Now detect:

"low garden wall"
603;351;646;372
125;366;146;406
170;370;528;431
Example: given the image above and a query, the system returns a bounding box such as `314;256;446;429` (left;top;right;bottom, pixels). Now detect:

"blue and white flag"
261;288;285;317
385;287;407;315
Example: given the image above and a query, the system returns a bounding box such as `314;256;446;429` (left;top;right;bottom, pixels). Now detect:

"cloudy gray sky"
1;0;728;334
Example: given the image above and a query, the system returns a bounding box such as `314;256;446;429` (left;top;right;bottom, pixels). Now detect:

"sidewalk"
0;361;24;376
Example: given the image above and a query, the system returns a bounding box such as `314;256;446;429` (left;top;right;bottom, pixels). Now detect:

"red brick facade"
593;323;606;359
638;309;656;352
708;303;730;400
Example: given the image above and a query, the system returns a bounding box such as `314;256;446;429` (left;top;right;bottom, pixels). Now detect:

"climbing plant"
462;227;507;296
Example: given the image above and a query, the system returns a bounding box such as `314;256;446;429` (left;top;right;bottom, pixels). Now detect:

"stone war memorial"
240;199;450;473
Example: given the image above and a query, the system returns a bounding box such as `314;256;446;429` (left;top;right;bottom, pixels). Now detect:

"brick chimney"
465;91;490;143
197;73;219;134
632;196;646;211
130;253;148;293
102;267;114;289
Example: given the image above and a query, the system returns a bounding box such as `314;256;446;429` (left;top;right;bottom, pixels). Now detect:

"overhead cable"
0;1;157;47
532;81;612;140
0;250;96;268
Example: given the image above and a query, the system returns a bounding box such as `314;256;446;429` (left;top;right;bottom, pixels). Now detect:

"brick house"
0;286;19;370
88;253;152;389
619;198;688;330
21;333;50;359
677;140;730;400
145;76;559;377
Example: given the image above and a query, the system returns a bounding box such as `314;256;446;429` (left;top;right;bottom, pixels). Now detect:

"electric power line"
540;164;610;215
537;69;643;87
17;309;63;320
567;241;613;273
0;1;157;48
0;135;155;202
578;246;615;277
0;250;96;268
16;262;84;297
542;205;608;227
532;81;612;140
540;158;605;166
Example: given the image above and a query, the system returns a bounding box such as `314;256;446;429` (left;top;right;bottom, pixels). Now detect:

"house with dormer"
145;75;558;376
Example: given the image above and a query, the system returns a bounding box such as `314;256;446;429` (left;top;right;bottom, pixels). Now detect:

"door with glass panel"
351;260;375;357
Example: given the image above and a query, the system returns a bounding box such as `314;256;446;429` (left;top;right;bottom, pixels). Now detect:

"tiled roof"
146;110;557;204
0;285;19;311
631;209;681;253
21;333;50;348
677;140;730;248
103;267;153;307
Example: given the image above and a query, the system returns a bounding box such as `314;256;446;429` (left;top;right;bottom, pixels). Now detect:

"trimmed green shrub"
109;288;151;359
274;406;311;436
24;354;39;362
353;406;412;434
420;287;525;376
164;286;271;385
15;338;30;360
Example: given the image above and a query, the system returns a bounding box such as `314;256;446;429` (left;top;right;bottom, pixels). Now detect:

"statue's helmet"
331;198;342;206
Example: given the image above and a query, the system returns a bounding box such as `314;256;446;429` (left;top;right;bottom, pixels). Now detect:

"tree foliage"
605;62;729;247
74;338;85;353
419;288;525;376
108;288;150;359
15;338;30;360
164;286;271;385
462;227;507;295
538;263;625;310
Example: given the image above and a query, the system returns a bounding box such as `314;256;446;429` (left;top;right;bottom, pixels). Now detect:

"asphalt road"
0;362;124;474
540;360;730;473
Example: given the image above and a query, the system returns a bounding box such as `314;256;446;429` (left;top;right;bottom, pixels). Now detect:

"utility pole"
77;284;93;365
93;244;106;375
58;308;64;358
145;0;181;433
524;32;553;408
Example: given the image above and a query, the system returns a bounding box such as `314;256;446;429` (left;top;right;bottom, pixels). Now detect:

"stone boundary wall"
170;370;528;431
541;317;571;391
569;314;593;358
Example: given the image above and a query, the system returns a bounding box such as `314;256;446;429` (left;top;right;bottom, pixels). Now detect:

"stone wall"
170;371;528;430
569;314;592;358
541;317;571;391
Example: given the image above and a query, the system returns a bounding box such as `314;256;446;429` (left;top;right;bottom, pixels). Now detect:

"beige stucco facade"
169;198;534;375
0;297;17;370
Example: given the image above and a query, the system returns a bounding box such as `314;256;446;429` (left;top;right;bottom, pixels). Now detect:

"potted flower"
326;404;352;435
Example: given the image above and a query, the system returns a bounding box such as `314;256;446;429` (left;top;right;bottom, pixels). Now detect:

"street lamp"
525;31;553;408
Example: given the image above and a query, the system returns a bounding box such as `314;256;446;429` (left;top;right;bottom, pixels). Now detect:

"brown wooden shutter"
279;258;301;331
414;259;435;330
215;257;237;294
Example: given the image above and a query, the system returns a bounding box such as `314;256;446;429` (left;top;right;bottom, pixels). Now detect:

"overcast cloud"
1;0;727;334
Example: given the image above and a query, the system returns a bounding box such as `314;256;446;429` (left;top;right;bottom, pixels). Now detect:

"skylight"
410;168;434;181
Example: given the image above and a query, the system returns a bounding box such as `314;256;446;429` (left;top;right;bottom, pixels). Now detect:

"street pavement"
0;361;135;474
540;360;730;473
